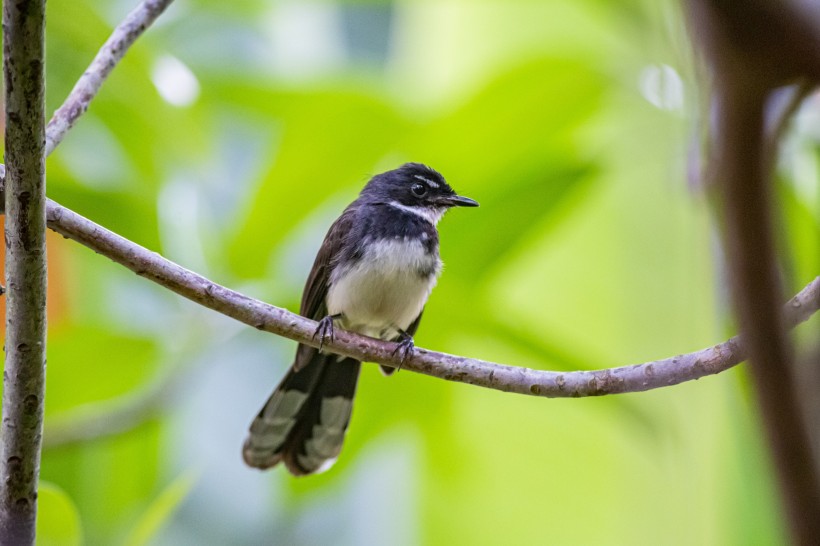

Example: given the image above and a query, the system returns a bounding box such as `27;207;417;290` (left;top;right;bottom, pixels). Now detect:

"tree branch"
42;197;820;398
22;0;820;403
1;0;48;542
44;0;175;156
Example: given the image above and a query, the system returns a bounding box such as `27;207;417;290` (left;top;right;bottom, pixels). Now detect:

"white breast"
326;238;441;339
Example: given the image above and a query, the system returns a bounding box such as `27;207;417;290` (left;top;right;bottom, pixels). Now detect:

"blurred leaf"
45;0;113;113
123;467;201;546
405;58;605;279
47;180;163;251
214;86;409;277
36;481;83;546
45;326;158;416
444;158;597;280
40;422;163;543
777;176;820;294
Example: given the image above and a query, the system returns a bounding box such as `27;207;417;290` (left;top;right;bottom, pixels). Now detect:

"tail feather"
243;351;361;475
281;358;360;475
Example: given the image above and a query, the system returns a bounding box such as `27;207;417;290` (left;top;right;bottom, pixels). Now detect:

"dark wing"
293;206;357;371
299;205;357;320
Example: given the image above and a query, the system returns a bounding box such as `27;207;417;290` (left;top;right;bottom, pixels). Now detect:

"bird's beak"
441;194;479;207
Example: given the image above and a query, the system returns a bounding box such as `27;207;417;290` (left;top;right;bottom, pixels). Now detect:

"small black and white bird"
242;163;478;475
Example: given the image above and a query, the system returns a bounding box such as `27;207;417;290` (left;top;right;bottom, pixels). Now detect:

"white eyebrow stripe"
413;174;439;189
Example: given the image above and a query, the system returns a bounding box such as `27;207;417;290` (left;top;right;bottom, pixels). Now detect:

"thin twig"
43;197;820;398
44;0;175;156
1;0;48;542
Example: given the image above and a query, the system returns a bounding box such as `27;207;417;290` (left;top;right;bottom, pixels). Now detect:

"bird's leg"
313;314;343;353
391;329;415;370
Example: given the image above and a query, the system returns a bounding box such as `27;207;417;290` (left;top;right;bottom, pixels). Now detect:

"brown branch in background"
687;0;820;87
715;84;820;542
43;197;820;398
796;343;820;482
44;0;176;156
1;0;48;542
687;0;820;543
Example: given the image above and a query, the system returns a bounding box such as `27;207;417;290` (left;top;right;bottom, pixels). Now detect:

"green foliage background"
17;0;820;544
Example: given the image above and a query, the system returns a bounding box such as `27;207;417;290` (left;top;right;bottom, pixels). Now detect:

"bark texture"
1;0;48;543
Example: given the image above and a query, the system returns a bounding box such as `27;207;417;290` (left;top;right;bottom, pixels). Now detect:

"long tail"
242;351;361;476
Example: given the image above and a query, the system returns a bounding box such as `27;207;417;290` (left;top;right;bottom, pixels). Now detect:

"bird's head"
361;163;478;221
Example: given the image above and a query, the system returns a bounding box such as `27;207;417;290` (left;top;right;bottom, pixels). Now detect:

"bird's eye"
411;183;427;197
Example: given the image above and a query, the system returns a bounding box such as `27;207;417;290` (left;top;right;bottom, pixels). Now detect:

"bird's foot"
391;331;415;371
313;314;340;353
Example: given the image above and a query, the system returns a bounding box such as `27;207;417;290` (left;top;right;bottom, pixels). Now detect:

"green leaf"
45;326;158;416
36;481;83;546
123;467;201;546
220;87;409;277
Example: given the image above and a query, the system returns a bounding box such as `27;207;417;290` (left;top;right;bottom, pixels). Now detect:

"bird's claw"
313;315;336;353
391;334;415;371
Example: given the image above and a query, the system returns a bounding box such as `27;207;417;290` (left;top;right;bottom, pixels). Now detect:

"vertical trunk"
0;0;48;543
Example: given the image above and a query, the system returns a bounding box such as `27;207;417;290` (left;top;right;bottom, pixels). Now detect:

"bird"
242;163;478;476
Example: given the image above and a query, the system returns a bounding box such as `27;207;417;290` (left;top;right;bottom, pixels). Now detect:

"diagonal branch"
43;196;820;398
44;0;175;156
0;0;814;406
1;0;48;542
21;0;819;402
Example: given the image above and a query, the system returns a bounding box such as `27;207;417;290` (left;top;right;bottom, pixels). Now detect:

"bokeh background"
12;0;820;544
